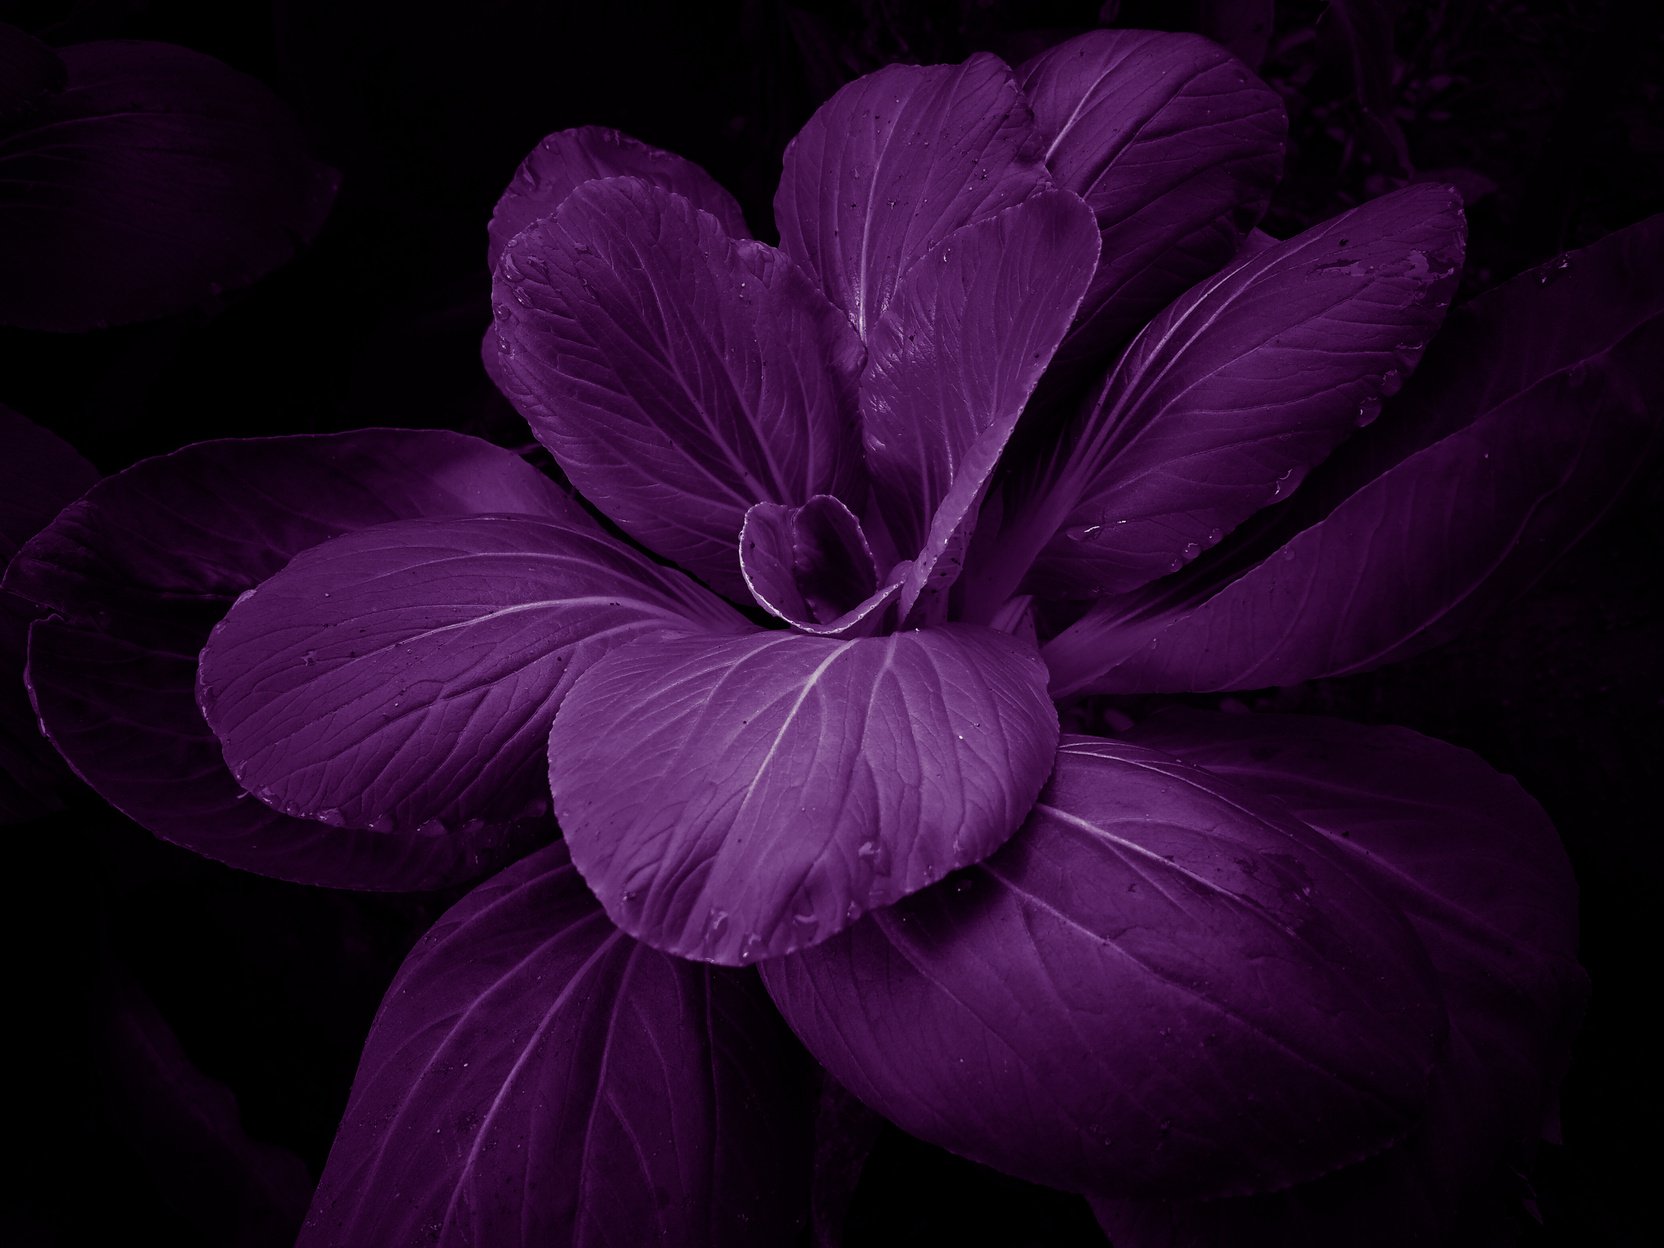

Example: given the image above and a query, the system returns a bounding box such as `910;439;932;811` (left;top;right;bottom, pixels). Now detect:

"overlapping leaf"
492;178;864;597
4;431;583;889
1090;709;1586;1245
301;841;813;1247
0;406;98;822
857;189;1099;620
739;496;897;635
549;625;1058;964
762;735;1444;1200
972;183;1465;609
774;53;1050;339
199;514;745;836
1044;211;1664;696
487;125;748;267
0;40;336;331
1018;29;1286;376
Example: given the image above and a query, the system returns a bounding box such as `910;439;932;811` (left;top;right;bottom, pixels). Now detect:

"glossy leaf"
492;178;865;597
739;496;895;635
774;53;1049;339
488;125;748;267
0;406;98;823
1045;212;1664;696
300;841;813;1247
857;189;1098;619
1091;709;1587;1245
199;514;744;835
1017;30;1286;374
762;735;1444;1201
0;40;336;331
549;625;1058;965
4;431;581;889
979;183;1465;606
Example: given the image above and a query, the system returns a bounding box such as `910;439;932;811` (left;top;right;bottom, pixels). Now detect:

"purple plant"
6;27;1660;1246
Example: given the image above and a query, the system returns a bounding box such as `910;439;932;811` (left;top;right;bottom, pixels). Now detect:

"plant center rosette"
9;27;1659;1248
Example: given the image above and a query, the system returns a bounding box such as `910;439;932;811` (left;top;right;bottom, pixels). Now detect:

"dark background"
3;1;1659;1243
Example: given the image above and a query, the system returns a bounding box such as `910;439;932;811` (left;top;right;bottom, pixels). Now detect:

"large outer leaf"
0;406;98;823
1044;212;1664;696
1017;30;1286;378
774;53;1049;340
300;841;813;1248
1091;710;1586;1245
761;735;1445;1201
487;125;748;267
857;189;1099;620
199;514;744;836
549;625;1058;965
4;431;583;890
0;40;336;331
492;178;864;598
973;184;1465;609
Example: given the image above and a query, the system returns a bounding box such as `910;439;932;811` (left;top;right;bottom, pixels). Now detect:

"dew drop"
857;838;891;874
1536;254;1574;284
1205;527;1224;546
316;807;346;827
845;900;863;922
704;909;730;947
366;813;394;834
1181;541;1201;560
415;818;448;838
790;911;819;942
1355;393;1384;427
737;933;765;963
1064;524;1102;542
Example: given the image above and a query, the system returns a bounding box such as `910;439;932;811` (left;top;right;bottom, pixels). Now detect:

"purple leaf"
1091;709;1587;1245
1043;182;1465;591
300;841;813;1247
492;178;865;598
487;125;748;268
761;735;1445;1202
975;184;1465;608
774;53;1049;340
0;40;337;331
1017;30;1286;376
0;405;98;823
857;189;1099;620
1045;212;1664;696
548;625;1058;965
199;514;744;836
4;430;582;889
740;496;898;635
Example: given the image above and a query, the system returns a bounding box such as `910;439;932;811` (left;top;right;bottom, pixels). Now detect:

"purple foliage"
8;20;1652;1245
